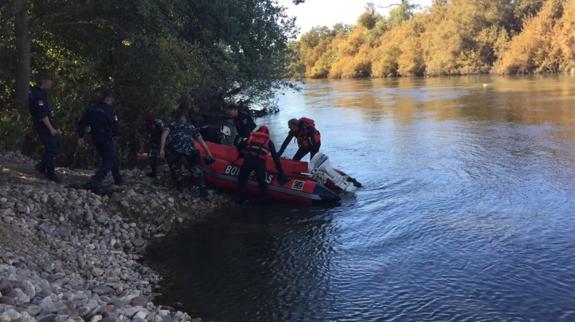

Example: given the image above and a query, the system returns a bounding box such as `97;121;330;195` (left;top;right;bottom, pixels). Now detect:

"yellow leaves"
495;0;570;74
296;0;575;78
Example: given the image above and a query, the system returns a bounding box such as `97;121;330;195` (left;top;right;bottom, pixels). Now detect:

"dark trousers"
293;144;321;161
238;156;268;201
166;150;206;192
148;145;160;175
92;137;122;184
37;133;60;174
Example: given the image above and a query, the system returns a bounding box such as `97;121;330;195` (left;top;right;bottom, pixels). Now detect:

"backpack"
299;117;315;128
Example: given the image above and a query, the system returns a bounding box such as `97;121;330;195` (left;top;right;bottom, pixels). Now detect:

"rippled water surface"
147;76;575;321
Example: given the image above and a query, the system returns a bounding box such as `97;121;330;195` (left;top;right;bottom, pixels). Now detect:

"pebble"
0;151;230;322
0;308;21;321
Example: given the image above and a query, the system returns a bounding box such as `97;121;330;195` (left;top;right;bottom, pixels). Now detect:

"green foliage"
0;0;297;162
387;0;418;27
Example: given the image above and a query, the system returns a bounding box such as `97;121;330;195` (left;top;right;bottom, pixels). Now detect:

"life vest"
245;131;271;157
299;117;315;128
295;118;321;149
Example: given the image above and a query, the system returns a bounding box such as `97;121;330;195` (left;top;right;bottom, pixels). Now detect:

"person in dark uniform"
225;104;256;146
29;75;61;182
159;108;214;196
237;125;288;203
77;92;123;188
278;117;321;161
140;114;166;178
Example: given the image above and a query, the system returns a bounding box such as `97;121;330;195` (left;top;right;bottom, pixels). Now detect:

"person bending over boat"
237;125;288;203
278;117;321;161
159;107;214;196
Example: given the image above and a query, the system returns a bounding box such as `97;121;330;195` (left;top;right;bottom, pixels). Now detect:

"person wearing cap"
29;74;61;183
77;92;123;188
140;114;166;178
237;125;288;203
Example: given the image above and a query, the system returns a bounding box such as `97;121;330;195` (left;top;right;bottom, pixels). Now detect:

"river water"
147;76;575;322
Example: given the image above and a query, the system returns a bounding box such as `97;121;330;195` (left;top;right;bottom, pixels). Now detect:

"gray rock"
21;280;36;298
93;285;114;295
129;296;148;307
0;308;21;321
92;268;105;277
54;315;71;322
132;239;145;248
0;296;16;305
0;279;15;293
100;317;118;322
129;307;151;319
8;287;31;304
26;304;43;316
89;316;103;322
19;311;36;322
40;295;63;313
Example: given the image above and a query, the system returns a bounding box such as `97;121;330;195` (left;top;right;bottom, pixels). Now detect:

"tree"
14;0;30;112
0;0;298;162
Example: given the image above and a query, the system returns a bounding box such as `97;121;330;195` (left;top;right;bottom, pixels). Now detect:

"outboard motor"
309;153;361;193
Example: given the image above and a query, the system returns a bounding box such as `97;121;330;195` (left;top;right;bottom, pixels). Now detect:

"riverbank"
0;151;233;322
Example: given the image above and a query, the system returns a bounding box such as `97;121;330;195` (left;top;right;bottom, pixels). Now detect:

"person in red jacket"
237;125;288;203
278;117;321;161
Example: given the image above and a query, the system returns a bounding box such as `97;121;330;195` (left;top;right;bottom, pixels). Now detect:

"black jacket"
28;87;53;134
77;102;119;140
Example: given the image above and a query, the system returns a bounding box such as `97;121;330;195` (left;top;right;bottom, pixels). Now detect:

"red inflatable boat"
194;142;341;205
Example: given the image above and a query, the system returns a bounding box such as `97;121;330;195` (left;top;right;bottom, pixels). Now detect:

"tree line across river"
290;0;575;79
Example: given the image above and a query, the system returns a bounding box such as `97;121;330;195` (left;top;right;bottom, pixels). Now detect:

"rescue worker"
278;117;321;161
225;104;256;146
77;92;123;188
159;108;214;196
237;125;288;203
140;114;165;178
29;74;61;182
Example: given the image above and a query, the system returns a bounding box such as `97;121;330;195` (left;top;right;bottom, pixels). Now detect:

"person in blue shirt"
29;75;61;182
160;107;214;196
77;92;123;188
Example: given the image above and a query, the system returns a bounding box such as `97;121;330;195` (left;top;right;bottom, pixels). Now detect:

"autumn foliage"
293;0;575;78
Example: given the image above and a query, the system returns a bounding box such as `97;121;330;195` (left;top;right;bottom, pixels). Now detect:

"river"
147;76;575;322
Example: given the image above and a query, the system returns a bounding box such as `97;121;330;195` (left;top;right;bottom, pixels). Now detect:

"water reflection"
301;76;575;129
148;206;341;322
148;75;575;322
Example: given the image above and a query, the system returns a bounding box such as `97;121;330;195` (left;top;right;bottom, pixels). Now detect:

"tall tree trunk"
14;0;30;149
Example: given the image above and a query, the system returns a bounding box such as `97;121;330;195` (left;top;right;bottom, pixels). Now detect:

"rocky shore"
0;151;233;322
